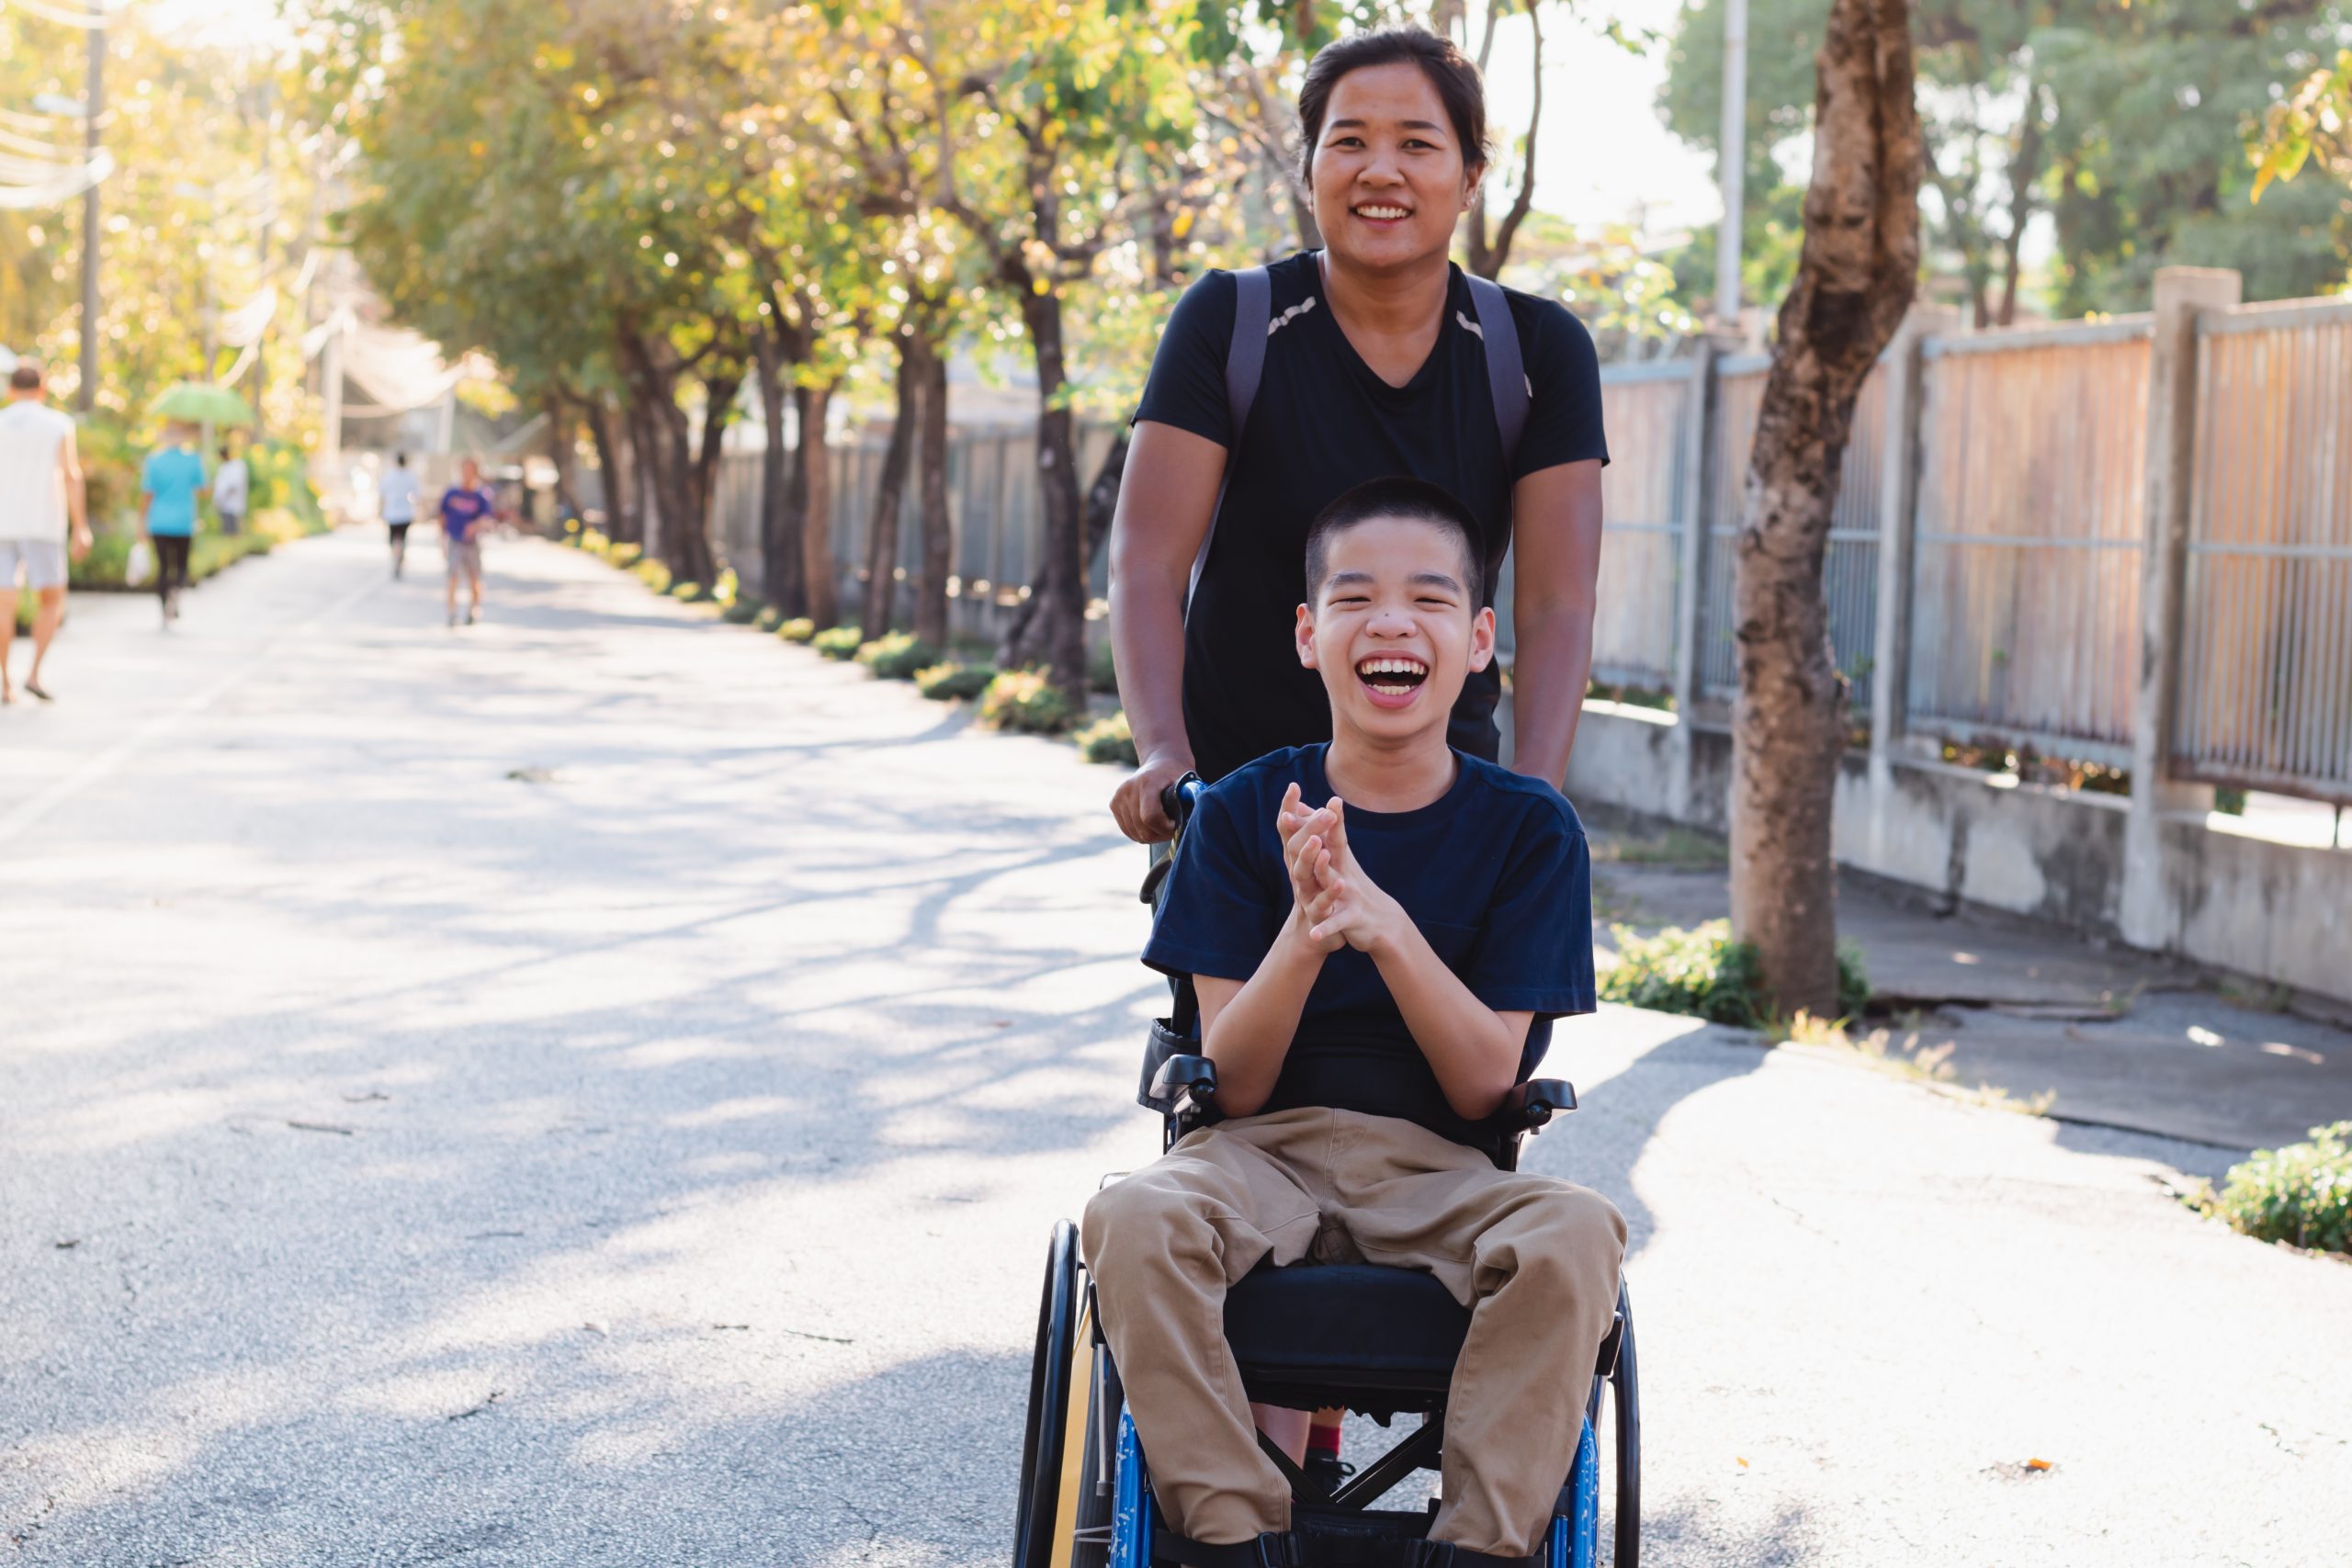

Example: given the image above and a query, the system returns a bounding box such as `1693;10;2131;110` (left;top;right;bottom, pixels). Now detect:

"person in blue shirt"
140;426;209;625
1082;478;1627;1568
437;457;500;626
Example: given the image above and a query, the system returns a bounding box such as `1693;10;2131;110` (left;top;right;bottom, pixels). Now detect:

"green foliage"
812;625;865;660
856;632;942;680
915;660;998;701
778;617;817;644
1076;710;1138;765
722;596;767;625
670;580;707;602
632;558;673;595
754;605;784;632
1600;919;1868;1027
978;669;1077;734
1087;638;1119;695
2201;1123;2352;1256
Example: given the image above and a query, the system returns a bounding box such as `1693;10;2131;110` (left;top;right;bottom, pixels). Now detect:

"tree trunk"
859;341;920;641
797;379;839;629
754;329;802;615
1003;288;1088;702
690;366;742;588
543;391;585;525
1728;0;1921;1020
913;333;951;650
585;395;636;544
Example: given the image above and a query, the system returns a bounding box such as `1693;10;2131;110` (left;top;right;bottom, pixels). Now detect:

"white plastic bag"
125;539;154;587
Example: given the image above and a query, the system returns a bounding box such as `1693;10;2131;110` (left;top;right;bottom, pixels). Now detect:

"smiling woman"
1105;26;1611;846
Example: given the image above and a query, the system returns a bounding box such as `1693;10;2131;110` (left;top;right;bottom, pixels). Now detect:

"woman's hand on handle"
1112;750;1196;843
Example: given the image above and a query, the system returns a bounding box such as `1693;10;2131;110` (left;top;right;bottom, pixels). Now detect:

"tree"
1728;0;1921;1019
910;0;1195;703
1660;0;2351;321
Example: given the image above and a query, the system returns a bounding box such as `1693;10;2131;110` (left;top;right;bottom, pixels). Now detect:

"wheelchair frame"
1016;780;1641;1568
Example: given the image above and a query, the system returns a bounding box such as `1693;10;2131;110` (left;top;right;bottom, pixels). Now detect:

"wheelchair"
1015;779;1640;1568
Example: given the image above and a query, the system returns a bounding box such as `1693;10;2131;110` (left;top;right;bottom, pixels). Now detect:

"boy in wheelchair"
1083;478;1628;1568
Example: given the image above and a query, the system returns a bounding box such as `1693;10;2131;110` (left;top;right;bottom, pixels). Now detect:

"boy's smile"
1297;513;1495;745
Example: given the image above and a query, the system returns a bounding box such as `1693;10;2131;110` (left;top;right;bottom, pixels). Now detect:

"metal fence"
1574;361;1701;688
2174;301;2352;797
1904;319;2154;763
1697;355;1888;710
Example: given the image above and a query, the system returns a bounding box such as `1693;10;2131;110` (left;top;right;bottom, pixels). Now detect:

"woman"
1105;26;1611;1473
1108;26;1608;844
139;423;208;626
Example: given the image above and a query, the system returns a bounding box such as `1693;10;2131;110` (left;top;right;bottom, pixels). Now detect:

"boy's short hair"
1304;477;1484;605
8;362;42;392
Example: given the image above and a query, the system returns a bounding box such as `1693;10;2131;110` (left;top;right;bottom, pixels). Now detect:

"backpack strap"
1185;265;1272;615
1464;271;1529;470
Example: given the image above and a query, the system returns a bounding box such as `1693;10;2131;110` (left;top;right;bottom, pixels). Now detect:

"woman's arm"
1506;459;1605;789
1107;420;1227;841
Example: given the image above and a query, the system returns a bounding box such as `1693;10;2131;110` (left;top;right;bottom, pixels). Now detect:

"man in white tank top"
0;359;91;704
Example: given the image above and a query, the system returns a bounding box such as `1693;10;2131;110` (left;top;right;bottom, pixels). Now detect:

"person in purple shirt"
438;457;501;626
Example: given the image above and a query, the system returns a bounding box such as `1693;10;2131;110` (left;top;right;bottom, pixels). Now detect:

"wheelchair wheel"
1016;1221;1114;1568
1605;1280;1641;1568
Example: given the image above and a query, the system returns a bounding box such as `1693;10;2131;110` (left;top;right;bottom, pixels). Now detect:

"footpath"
1589;823;2352;1156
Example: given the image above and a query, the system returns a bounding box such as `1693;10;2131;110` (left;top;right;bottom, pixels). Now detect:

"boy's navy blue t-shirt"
1144;744;1596;1143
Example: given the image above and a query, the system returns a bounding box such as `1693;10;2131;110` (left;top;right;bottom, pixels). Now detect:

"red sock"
1307;1419;1342;1457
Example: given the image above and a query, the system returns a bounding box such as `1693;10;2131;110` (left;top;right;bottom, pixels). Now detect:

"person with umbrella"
140;422;208;624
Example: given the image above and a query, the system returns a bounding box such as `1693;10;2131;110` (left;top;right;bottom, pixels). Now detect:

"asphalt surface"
5;530;2349;1567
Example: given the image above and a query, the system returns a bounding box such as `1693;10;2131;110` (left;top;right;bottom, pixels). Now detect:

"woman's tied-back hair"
1296;28;1491;183
1305;476;1485;606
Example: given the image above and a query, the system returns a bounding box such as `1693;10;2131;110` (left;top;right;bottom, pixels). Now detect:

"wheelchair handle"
1159;773;1205;834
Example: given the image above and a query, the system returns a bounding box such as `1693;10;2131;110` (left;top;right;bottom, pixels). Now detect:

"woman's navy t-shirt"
1134;253;1610;784
1143;744;1597;1144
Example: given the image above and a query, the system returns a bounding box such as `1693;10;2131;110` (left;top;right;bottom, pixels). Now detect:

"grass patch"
811;625;864;660
855;632;940;681
915;660;997;701
1592;825;1728;869
1599;918;1868;1028
1076;710;1138;766
978;669;1076;734
1768;1010;2059;1116
2187;1122;2352;1257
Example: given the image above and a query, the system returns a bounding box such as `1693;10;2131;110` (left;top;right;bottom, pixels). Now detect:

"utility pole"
77;19;103;412
1713;0;1748;334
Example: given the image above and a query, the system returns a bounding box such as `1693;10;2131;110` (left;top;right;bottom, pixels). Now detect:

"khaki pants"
1082;1107;1626;1557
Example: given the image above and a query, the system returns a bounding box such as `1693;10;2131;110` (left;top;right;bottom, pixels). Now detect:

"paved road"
5;531;2349;1567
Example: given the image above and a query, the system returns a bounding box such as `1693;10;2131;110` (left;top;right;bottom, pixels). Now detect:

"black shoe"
1303;1453;1354;1497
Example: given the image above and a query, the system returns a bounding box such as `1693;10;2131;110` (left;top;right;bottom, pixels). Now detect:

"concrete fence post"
1865;303;1962;863
1667;343;1719;820
2120;266;2239;950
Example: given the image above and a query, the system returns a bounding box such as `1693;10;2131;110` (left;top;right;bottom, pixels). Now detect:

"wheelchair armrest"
1508;1077;1577;1131
1149;1054;1219;1115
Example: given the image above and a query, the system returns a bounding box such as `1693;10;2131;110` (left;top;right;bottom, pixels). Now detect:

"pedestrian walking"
439;456;498;627
140;423;208;625
379;451;420;579
210;443;249;537
0;359;91;704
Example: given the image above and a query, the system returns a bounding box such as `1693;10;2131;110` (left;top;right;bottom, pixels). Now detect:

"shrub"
722;596;766;625
712;568;739;607
1599;918;1867;1027
2201;1122;2352;1255
978;669;1076;734
754;605;784;632
632;558;673;594
812;625;864;660
1088;639;1119;695
670;580;705;601
610;542;643;568
576;527;611;558
1076;710;1138;766
778;616;817;644
915;660;997;701
856;631;941;681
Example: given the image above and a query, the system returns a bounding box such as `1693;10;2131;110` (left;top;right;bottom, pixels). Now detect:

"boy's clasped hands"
1278;781;1408;957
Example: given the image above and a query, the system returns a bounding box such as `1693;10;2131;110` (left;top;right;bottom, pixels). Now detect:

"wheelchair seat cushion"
1223;1264;1469;1399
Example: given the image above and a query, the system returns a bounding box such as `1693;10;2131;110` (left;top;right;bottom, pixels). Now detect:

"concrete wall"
1557;701;2352;1005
